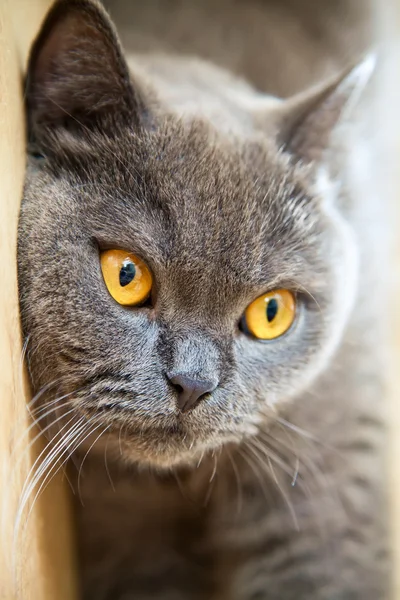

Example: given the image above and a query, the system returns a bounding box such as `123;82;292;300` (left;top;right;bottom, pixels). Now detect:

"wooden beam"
0;1;78;598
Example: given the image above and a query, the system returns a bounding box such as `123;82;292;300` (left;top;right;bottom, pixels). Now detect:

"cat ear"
26;0;142;140
268;55;376;164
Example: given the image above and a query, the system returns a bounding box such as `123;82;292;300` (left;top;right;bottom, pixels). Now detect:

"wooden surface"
0;1;77;599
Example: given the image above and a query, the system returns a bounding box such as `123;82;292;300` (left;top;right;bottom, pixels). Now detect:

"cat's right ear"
26;0;144;145
260;55;376;167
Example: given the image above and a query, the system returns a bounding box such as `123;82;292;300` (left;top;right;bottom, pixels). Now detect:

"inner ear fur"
26;0;143;137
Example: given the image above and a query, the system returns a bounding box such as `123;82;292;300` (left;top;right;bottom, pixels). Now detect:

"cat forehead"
90;116;313;219
58;119;320;285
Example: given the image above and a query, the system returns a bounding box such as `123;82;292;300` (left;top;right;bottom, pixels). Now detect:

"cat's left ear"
265;55;376;165
25;0;143;141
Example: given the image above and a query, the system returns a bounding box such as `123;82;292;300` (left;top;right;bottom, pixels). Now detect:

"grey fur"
18;0;389;598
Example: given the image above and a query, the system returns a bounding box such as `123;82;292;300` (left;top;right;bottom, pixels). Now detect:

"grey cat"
18;0;390;598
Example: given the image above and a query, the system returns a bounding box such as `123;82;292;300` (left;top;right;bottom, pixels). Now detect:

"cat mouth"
58;387;254;468
77;424;218;469
74;407;243;468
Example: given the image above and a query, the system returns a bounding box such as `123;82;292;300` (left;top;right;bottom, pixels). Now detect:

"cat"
18;0;390;598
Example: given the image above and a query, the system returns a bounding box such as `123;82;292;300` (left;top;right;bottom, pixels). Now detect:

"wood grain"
0;1;77;598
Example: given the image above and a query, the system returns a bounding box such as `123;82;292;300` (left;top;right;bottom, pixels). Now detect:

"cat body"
18;0;390;598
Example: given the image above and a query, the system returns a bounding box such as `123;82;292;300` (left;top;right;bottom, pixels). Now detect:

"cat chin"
120;446;213;471
77;424;244;471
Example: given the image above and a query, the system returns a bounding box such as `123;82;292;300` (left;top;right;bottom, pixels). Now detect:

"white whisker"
78;423;110;503
12;401;76;463
239;445;273;506
226;446;243;516
13;416;88;563
266;454;299;531
104;432;116;492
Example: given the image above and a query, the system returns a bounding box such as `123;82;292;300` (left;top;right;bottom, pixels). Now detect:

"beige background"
382;2;400;598
0;1;398;598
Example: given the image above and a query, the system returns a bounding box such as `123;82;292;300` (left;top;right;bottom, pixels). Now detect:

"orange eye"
100;250;152;306
242;289;296;340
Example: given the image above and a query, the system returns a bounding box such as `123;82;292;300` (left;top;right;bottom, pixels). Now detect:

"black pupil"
119;260;136;287
266;298;279;322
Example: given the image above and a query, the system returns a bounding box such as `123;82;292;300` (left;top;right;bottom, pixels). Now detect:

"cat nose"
167;373;217;413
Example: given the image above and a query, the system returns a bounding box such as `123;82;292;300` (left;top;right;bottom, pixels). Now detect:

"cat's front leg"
227;537;389;600
224;507;389;600
212;456;389;600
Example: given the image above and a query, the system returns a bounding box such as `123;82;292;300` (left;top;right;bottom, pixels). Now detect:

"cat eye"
241;289;296;340
100;249;153;306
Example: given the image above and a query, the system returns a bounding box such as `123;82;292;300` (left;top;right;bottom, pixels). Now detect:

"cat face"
18;0;370;467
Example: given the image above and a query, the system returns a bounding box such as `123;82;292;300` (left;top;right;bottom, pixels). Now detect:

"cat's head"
19;0;373;467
